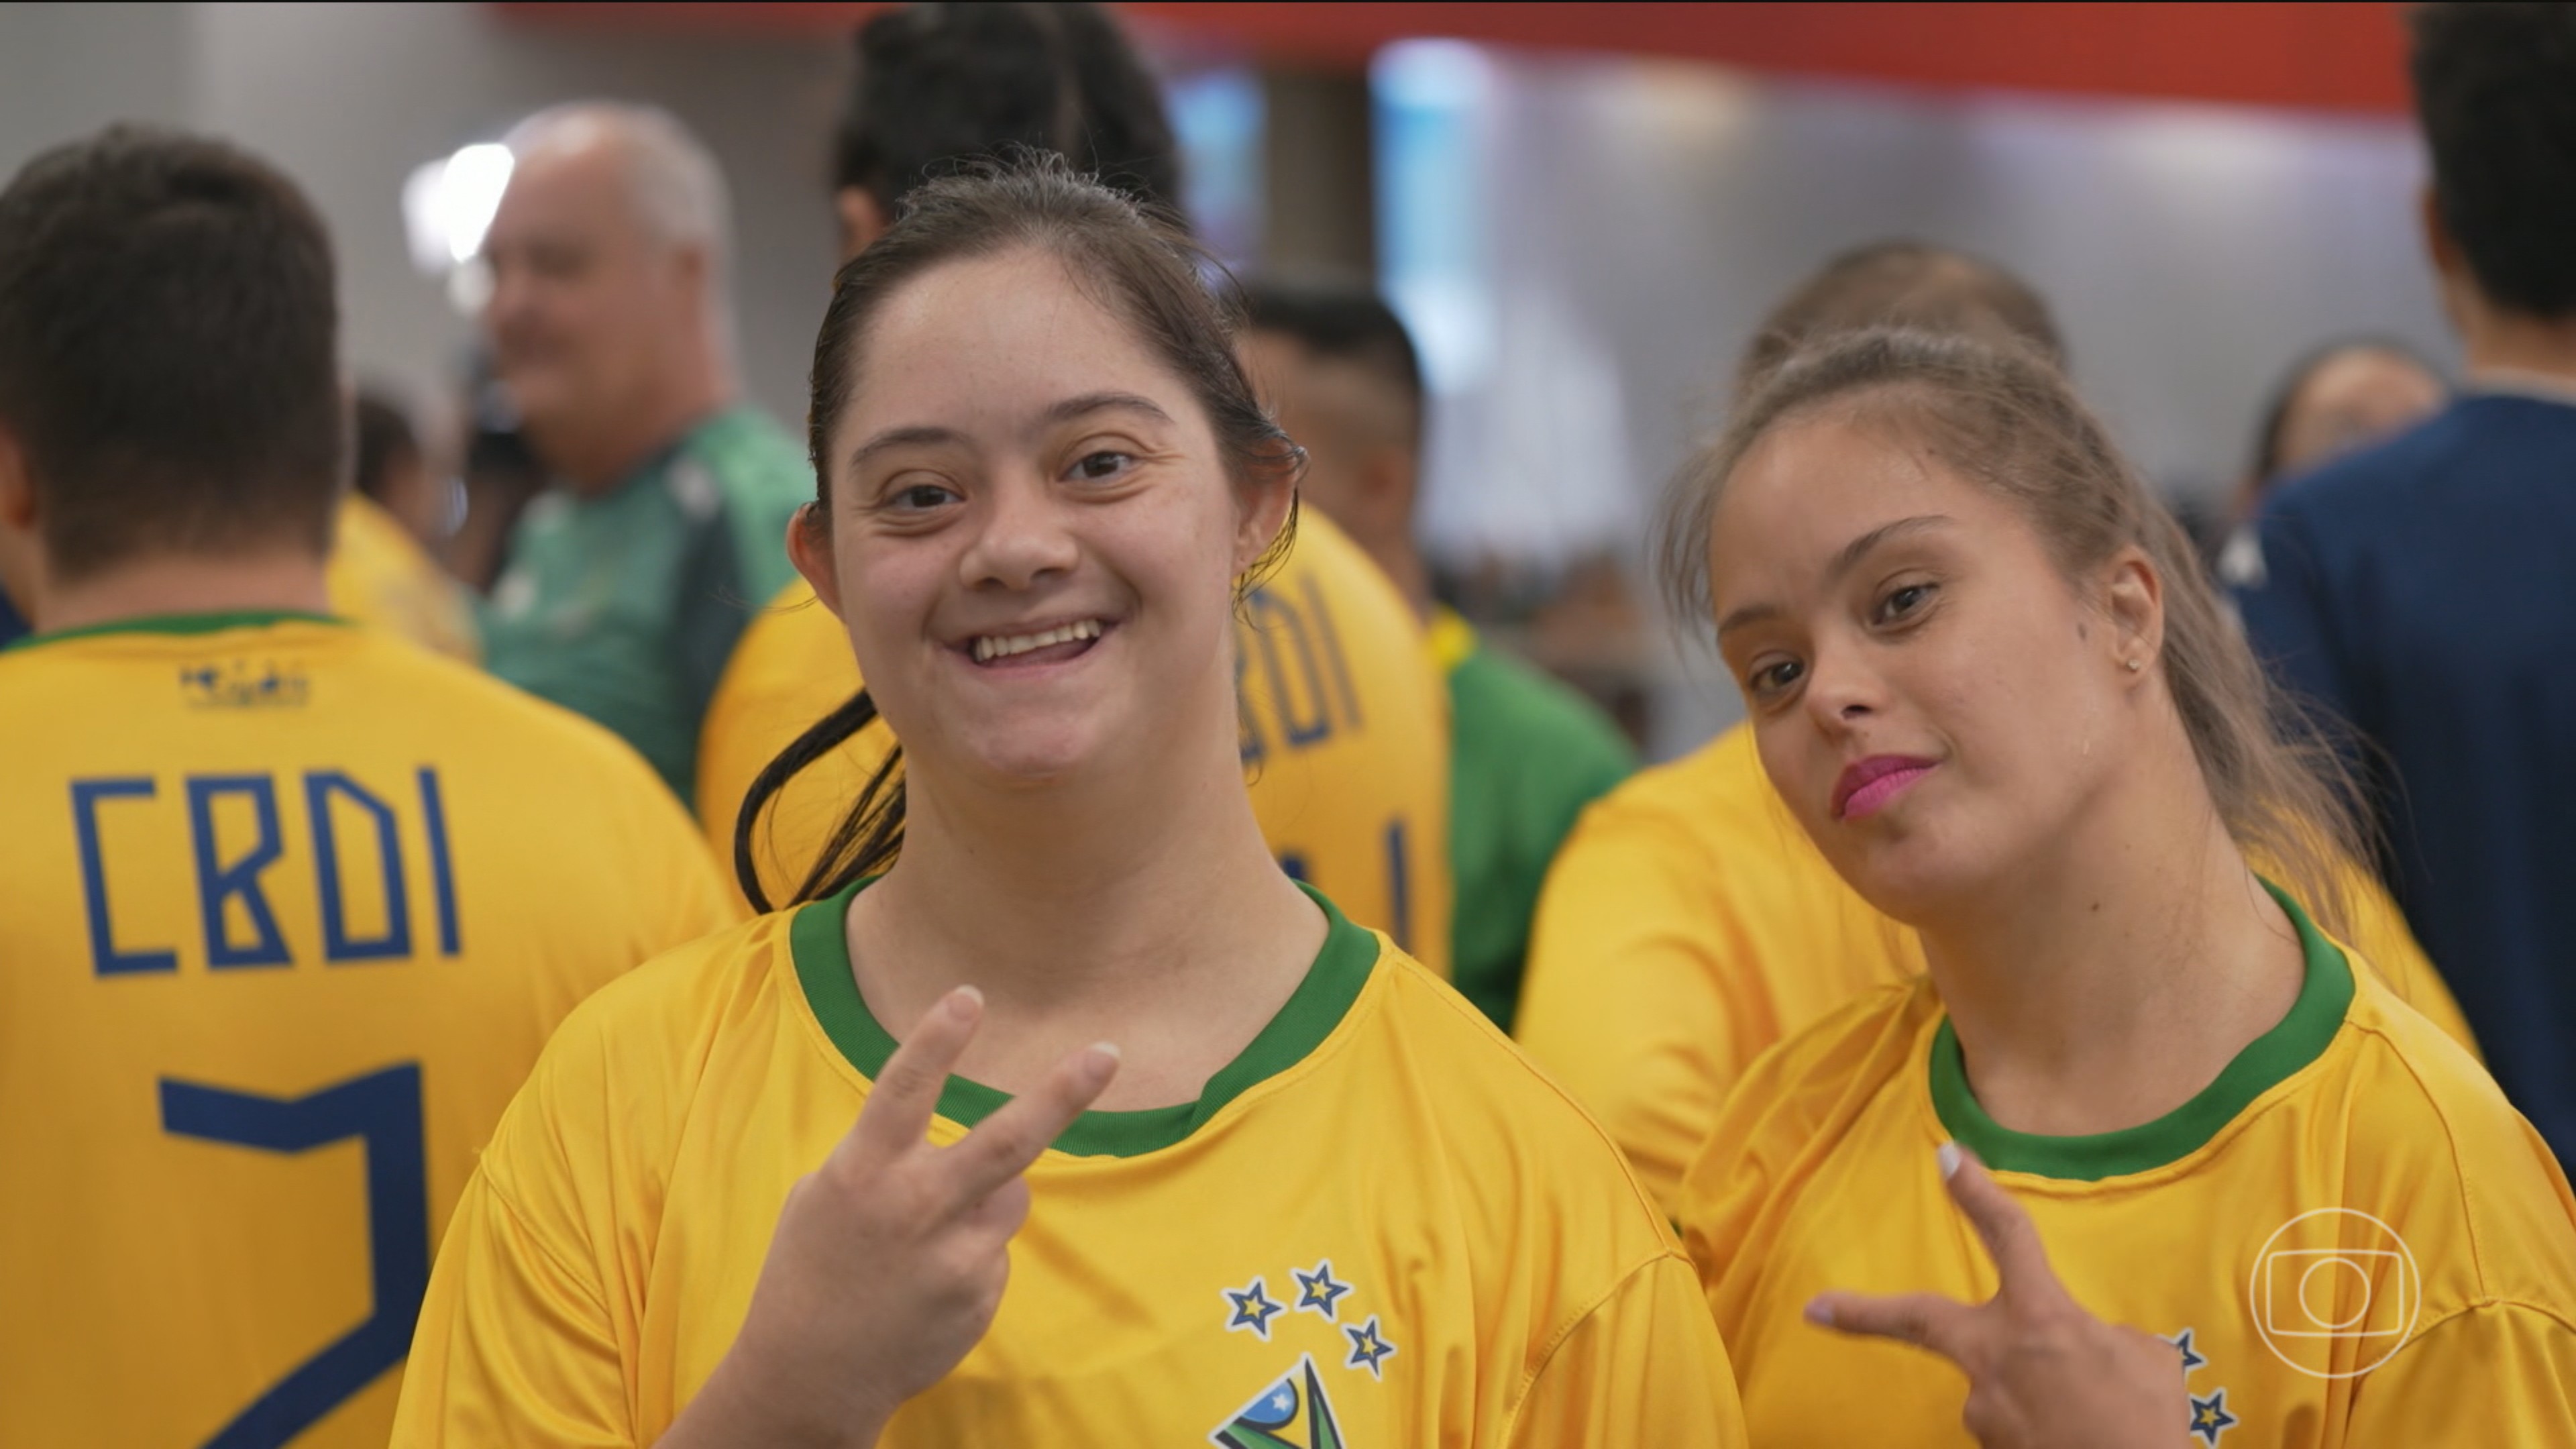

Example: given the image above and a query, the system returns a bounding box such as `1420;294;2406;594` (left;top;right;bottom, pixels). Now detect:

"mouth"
1831;755;1939;822
963;617;1110;668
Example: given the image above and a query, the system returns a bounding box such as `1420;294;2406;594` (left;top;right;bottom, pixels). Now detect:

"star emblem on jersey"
1342;1315;1397;1379
2188;1388;2238;1446
1293;1259;1352;1321
1226;1277;1285;1340
2165;1327;2207;1373
1210;1353;1346;1449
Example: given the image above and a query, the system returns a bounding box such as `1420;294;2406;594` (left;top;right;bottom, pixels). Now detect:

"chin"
1822;824;1994;930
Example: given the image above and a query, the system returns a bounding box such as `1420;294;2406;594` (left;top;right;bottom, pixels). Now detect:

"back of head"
1736;240;2064;398
2412;3;2576;319
835;1;1181;215
0;125;339;582
1241;277;1426;449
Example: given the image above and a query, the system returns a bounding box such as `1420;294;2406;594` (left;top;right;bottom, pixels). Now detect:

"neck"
1915;728;2306;1138
33;546;331;635
547;362;733;497
849;686;1324;1111
2453;286;2576;388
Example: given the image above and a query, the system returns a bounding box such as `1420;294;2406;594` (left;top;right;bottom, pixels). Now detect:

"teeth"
971;619;1103;663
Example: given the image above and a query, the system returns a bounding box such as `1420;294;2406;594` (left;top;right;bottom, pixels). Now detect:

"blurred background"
0;1;2439;758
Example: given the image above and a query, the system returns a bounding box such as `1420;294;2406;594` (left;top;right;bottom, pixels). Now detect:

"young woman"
391;165;1742;1447
1669;327;2576;1446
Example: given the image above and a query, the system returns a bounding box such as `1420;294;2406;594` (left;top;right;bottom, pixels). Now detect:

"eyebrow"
1713;513;1955;639
843;391;1178;474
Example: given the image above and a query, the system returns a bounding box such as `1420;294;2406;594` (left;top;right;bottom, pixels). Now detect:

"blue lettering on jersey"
306;772;410;963
74;769;462;975
71;777;179;975
1236;584;1364;764
188;775;292;969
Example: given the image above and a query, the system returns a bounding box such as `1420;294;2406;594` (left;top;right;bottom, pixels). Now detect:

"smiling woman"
1668;329;2576;1448
391;162;1746;1449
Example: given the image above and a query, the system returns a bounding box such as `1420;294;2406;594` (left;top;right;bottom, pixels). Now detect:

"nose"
1800;631;1886;738
959;472;1080;592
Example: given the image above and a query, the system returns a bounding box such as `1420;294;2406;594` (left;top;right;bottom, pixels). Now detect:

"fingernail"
1082;1042;1121;1082
1937;1140;1963;1181
947;985;984;1021
1803;1298;1835;1328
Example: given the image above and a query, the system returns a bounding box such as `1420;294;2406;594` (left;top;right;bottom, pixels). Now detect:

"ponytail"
732;689;907;912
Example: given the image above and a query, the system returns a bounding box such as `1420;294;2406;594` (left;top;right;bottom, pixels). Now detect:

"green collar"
790;877;1379;1157
1929;879;2354;1181
4;608;345;654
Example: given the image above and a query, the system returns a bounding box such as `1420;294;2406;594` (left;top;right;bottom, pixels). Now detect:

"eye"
887;480;960;512
1873;581;1937;625
1068;449;1135;484
1746;657;1806;702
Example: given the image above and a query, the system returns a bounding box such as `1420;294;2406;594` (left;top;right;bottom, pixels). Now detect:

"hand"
663;985;1118;1449
1806;1142;2187;1449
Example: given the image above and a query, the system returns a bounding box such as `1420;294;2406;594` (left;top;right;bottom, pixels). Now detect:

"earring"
2124;657;2144;673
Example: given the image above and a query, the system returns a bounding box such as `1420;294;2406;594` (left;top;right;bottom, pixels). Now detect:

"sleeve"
392;1146;634;1445
622;753;748;949
2345;1301;2576;1444
1517;806;1747;1218
2233;496;2368;743
1502;1254;1748;1448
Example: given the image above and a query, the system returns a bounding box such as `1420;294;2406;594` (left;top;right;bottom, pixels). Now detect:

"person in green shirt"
1243;280;1635;1030
477;103;809;804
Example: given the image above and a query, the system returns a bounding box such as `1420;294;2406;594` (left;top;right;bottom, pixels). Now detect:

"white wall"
1;2;845;434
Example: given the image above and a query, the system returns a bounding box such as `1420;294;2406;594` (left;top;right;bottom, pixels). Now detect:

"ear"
786;502;844;619
836;187;888;265
2100;545;2165;683
0;426;44;621
1233;462;1298;580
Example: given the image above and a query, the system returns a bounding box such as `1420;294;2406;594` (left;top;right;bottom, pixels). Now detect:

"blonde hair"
1662;327;2367;932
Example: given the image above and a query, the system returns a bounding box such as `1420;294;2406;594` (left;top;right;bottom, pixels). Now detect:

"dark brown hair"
0;125;340;582
1663;327;2366;931
735;160;1301;910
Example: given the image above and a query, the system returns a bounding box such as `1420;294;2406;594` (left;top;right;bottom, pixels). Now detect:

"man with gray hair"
478;102;808;803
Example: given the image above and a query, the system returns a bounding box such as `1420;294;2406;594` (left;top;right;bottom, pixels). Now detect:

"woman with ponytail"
393;162;1744;1448
1670;327;2576;1446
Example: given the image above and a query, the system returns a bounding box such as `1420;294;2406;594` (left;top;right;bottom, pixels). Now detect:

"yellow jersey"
325;494;480;663
697;514;1454;974
1518;722;2479;1216
0;610;739;1449
1679;885;2576;1447
393;884;1743;1446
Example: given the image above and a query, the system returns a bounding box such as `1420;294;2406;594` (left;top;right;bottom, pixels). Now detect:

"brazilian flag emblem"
1210;1353;1346;1449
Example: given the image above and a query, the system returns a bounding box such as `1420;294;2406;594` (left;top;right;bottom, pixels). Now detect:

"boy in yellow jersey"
0;127;737;1448
696;1;1451;963
398;161;1741;1447
1670;325;2576;1442
1519;244;2474;1215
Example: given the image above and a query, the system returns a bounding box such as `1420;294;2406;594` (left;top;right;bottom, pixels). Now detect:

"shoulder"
685;408;812;498
363;637;681;796
2261;399;2496;531
1571;728;1762;847
2314;970;2576;1312
1680;981;1932;1212
1356;949;1675;1230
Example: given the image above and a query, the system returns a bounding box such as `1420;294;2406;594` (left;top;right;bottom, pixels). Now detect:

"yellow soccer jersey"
693;579;898;909
697;514;1454;974
0;611;739;1449
394;883;1743;1446
1680;885;2576;1448
327;494;480;663
1518;722;2478;1216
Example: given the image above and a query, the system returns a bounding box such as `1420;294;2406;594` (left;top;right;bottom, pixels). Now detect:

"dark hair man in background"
2236;2;2576;1163
329;388;480;661
0;124;731;1448
476;102;810;806
1242;279;1634;1030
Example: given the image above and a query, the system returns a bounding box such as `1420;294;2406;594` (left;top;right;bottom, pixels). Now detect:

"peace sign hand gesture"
663;985;1118;1449
1807;1142;2188;1449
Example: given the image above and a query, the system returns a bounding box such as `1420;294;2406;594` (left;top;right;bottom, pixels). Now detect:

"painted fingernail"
1803;1298;1835;1328
1937;1140;1963;1180
947;985;984;1022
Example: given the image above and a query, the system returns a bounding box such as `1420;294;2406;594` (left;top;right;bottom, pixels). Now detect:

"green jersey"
1434;608;1635;1031
482;408;809;804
